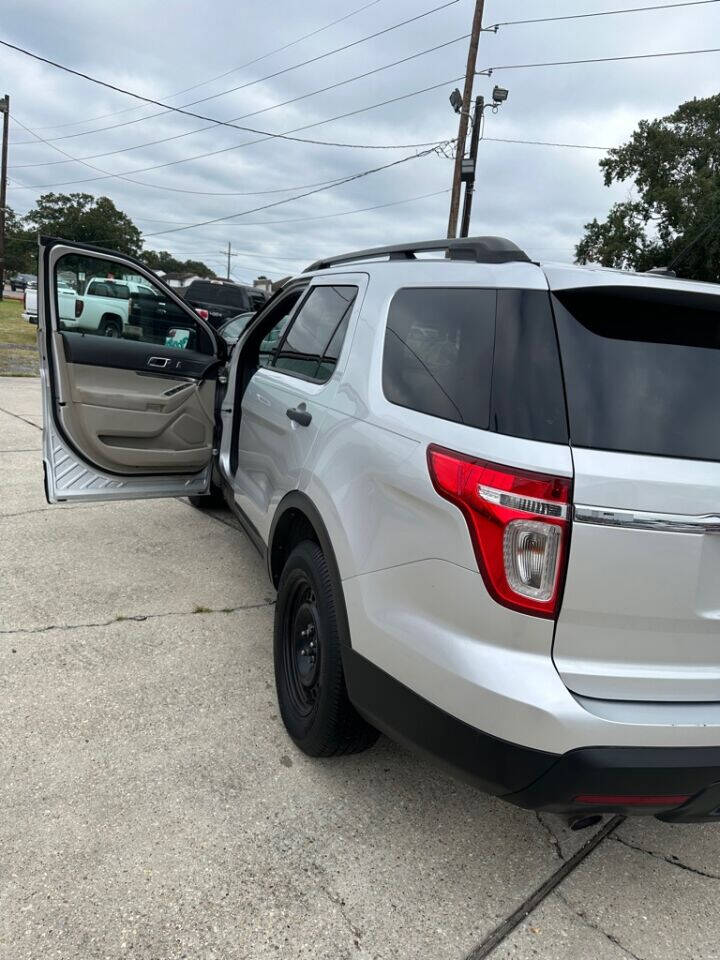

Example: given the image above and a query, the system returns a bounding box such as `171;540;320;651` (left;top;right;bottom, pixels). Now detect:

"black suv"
182;279;266;328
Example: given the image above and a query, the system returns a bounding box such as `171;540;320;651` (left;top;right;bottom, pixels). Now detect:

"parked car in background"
218;312;254;346
182;278;266;329
10;273;37;292
39;234;720;825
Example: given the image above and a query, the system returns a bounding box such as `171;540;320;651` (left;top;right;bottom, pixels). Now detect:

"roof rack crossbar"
305;237;530;272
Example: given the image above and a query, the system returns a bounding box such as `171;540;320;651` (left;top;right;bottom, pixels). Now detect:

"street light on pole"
458;85;509;238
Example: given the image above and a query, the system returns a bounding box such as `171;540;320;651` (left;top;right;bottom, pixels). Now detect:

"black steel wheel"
274;540;378;757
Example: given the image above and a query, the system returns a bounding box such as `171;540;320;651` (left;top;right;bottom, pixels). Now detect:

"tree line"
6;192;217;280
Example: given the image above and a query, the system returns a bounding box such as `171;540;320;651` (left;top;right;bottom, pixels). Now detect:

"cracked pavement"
3;377;720;960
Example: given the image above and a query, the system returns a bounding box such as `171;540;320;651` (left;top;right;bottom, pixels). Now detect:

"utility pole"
0;96;9;302
459;96;483;238
447;0;485;239
226;241;231;280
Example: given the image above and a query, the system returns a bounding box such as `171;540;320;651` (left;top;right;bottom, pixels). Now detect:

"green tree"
142;248;216;278
4;206;35;276
23;193;143;257
576;94;720;281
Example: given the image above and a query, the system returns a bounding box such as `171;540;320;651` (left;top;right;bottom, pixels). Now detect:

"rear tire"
274;540;378;757
99;316;122;338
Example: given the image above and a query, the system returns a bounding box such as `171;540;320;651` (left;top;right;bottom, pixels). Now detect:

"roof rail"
305;236;530;273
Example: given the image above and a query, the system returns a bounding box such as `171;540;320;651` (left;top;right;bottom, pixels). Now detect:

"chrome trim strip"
478;485;569;519
574;504;720;534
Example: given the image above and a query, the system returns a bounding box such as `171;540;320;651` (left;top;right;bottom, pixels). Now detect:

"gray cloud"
3;0;719;278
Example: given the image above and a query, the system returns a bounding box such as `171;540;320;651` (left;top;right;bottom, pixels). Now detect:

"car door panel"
233;369;328;539
39;238;224;503
229;275;366;539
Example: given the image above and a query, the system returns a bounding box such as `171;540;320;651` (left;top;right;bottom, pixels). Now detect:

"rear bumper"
507;745;720;822
345;649;720;821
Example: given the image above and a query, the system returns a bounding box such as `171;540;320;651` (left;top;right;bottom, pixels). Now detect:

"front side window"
54;253;212;353
382;287;496;427
272;285;358;382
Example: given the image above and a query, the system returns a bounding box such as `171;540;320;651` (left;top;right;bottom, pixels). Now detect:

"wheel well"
100;313;122;327
270;507;320;587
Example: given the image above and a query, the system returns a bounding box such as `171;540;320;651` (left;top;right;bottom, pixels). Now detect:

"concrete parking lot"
2;376;720;960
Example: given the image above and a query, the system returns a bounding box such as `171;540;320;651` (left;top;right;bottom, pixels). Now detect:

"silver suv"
38;236;720;823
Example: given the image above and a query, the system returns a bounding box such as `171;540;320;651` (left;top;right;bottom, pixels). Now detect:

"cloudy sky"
2;0;719;282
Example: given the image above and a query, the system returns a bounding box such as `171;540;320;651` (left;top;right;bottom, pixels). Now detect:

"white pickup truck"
25;276;158;336
68;277;159;337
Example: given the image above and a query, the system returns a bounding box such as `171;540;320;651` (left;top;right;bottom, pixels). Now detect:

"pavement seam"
0;405;42;431
0;447;41;453
0;599;275;637
554;889;648;960
611;834;720;881
464;815;624;959
1;504;108;520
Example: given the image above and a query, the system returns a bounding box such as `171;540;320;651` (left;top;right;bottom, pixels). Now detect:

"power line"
5;33;718;183
134;188;449;229
6;146;450;239
140;145;448;237
7;0;461;146
8;77;464;191
10;33;470;168
29;0;387;132
484;135;610;150
483;46;720;75
489;0;719;29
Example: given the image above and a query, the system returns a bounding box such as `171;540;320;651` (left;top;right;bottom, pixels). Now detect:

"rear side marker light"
427;445;571;618
575;794;690;808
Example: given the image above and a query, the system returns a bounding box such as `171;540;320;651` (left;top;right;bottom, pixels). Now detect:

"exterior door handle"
286;406;312;427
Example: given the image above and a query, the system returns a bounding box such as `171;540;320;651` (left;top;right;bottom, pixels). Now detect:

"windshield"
220;313;253;342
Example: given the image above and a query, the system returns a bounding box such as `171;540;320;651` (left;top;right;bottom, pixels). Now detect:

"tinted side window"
382;288;495;427
273;285;357;381
491;290;568;444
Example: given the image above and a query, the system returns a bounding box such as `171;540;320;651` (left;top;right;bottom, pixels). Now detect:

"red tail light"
195;307;209;321
75;299;84;318
427;445;571;618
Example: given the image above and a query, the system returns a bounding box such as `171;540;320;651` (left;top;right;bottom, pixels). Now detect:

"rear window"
383;288;496;428
186;281;248;308
87;280;129;299
553;286;720;460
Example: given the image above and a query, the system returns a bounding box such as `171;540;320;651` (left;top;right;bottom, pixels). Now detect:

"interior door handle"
148;356;171;368
286;406;312;427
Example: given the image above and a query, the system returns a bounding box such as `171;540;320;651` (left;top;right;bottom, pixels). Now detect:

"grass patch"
0;297;38;376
